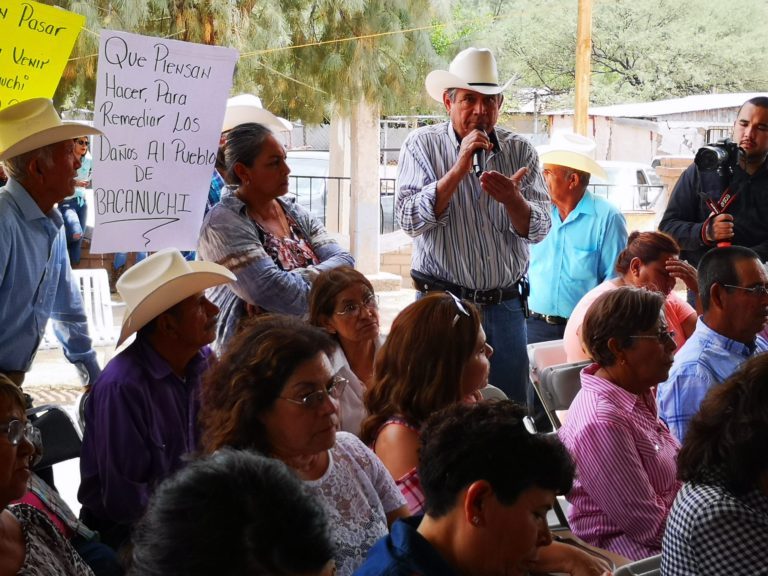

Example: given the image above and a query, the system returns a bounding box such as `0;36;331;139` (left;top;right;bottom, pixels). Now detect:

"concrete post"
327;116;351;235
350;99;381;274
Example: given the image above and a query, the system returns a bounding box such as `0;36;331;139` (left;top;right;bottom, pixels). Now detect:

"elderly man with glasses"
658;245;768;441
396;47;551;404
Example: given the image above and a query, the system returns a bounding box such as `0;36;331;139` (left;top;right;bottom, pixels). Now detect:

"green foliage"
448;0;768;108
46;0;446;122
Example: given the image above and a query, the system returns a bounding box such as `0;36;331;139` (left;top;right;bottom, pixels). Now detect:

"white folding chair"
613;554;661;576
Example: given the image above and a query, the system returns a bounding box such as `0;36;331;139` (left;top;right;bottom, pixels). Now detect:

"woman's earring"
471;516;480;526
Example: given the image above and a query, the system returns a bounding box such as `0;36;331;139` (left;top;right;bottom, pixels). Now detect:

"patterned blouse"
9;504;94;575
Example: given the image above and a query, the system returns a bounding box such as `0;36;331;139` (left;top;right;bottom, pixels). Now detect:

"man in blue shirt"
527;133;628;344
658;246;768;441
0;99;103;387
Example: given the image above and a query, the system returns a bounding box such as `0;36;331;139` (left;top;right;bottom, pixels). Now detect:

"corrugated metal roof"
546;92;768;118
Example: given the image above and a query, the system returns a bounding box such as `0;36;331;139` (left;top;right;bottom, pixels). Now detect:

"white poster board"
90;30;238;252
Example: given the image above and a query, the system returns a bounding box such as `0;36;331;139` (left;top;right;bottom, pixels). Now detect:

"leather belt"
411;270;520;306
530;311;568;326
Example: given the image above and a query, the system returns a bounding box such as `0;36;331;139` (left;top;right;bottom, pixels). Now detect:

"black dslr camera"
694;138;741;176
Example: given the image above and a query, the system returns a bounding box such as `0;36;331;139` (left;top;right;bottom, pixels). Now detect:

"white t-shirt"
304;432;406;576
331;335;384;437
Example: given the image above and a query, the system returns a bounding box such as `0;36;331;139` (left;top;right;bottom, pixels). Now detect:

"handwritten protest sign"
0;0;84;109
90;30;238;252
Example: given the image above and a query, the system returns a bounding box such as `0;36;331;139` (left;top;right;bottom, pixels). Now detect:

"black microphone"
472;129;487;176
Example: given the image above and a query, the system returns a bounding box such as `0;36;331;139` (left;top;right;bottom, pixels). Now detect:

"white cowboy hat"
116;249;236;346
537;132;607;179
222;94;293;134
0;98;103;162
425;47;513;103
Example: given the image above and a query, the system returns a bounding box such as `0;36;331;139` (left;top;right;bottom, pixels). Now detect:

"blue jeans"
113;252;147;270
481;297;529;404
59;197;87;265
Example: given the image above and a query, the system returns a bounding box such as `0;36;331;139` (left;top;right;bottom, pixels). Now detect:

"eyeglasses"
279;376;348;409
335;294;379;317
75;139;89;146
628;330;676;344
446;291;470;326
722;283;768;297
1;419;43;465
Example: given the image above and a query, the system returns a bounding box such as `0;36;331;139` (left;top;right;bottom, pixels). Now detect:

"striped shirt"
396;122;551;290
558;363;682;561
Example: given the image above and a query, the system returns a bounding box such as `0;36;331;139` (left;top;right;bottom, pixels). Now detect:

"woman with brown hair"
661;353;768;574
309;267;381;436
360;293;494;514
199;315;407;576
559;287;681;560
564;231;699;362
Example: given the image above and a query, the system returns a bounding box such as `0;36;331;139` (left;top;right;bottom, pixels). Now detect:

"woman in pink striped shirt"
558;286;682;561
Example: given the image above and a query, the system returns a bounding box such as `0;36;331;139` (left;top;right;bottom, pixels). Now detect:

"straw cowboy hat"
222;94;293;133
425;47;513;103
116;249;236;346
537;132;607;179
0;98;102;162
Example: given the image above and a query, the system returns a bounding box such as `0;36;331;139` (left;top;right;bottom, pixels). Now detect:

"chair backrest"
527;339;568;385
538;360;589;429
613;554;661;576
38;268;119;350
27;404;82;470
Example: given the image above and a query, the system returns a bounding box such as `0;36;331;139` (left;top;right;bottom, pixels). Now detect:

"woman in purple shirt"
558;286;682;561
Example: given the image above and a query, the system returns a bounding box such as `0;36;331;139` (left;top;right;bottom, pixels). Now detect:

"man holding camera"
396;47;551;403
660;96;768;265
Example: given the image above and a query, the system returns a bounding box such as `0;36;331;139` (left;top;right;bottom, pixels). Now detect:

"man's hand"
705;213;734;243
666;258;698;293
479;167;528;206
455;128;492;174
530;540;612;576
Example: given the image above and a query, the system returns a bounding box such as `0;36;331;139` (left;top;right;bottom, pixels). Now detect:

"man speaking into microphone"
396;47;551;403
660;96;768;266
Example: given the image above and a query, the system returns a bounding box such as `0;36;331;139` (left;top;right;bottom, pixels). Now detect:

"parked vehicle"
588;161;664;212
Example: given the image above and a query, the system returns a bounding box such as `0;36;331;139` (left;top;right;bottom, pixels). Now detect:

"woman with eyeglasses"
0;375;93;575
564;231;699;363
199;315;408;576
309;267;382;436
58;136;92;265
360;293;494;515
198;123;353;351
558;286;682;561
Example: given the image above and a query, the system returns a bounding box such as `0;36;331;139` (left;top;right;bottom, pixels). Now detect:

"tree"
445;0;768;108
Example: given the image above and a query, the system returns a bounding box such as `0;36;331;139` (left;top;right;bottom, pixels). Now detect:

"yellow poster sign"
0;0;84;109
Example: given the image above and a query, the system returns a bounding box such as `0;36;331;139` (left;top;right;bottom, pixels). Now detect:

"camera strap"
705;186;737;215
704;187;737;248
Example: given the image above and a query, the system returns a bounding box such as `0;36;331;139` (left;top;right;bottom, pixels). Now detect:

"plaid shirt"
662;468;768;574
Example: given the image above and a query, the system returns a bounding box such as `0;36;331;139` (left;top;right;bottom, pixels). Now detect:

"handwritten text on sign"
0;0;84;109
90;30;237;252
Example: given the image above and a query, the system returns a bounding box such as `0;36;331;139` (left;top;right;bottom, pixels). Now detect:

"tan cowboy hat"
0;98;103;162
222;94;293;133
537;132;607;179
116;249;236;346
425;47;513;103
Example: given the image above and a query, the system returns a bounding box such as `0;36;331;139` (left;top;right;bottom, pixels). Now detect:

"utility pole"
574;0;592;136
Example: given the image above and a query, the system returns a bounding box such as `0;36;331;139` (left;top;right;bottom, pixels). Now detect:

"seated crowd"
2;86;768;576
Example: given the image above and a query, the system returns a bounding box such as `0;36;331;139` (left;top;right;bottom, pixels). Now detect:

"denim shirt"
0;179;99;380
